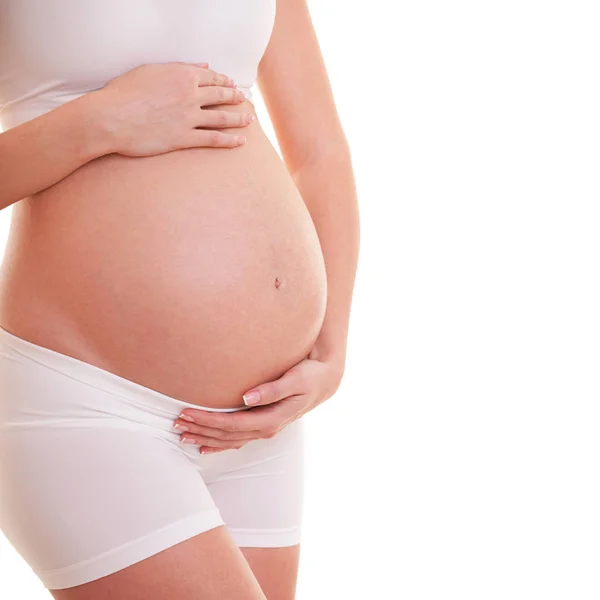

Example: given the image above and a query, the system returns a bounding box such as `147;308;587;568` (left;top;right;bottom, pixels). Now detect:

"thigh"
241;545;301;600
51;526;267;600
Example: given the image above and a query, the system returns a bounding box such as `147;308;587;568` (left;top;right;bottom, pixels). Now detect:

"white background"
1;0;599;598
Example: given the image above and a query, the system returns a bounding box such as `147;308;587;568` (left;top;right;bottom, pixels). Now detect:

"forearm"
292;143;360;368
0;91;111;211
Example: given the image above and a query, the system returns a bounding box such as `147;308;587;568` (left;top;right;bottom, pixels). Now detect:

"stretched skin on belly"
0;101;329;409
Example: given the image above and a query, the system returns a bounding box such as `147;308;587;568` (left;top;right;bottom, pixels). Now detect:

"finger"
180;433;248;450
171;61;216;75
243;373;306;407
196;69;237;88
199;447;228;454
174;421;261;441
197;85;247;107
195;109;254;129
181;129;247;149
179;406;277;433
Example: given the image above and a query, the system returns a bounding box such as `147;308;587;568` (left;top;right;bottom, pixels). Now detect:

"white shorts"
0;325;304;590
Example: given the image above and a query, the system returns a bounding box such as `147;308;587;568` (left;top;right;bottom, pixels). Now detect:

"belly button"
274;276;282;289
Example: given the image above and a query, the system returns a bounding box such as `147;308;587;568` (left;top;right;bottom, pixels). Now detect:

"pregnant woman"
0;0;359;599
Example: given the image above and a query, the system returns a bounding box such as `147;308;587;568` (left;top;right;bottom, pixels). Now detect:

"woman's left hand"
172;353;345;453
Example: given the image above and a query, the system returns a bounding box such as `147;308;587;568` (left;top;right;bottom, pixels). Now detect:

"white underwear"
0;325;304;590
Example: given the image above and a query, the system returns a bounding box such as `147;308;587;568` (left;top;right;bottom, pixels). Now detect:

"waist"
0;324;249;425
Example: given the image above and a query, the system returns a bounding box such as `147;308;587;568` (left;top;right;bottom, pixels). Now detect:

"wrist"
74;89;118;160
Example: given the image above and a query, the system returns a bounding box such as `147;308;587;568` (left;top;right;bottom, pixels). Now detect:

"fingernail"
182;437;198;444
173;424;189;432
243;391;260;406
179;413;195;422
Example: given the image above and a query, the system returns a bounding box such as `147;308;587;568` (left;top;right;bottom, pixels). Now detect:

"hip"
0;326;305;589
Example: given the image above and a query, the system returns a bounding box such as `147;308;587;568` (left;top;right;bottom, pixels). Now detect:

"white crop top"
0;0;276;132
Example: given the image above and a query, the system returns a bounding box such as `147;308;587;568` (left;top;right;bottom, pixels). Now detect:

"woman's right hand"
89;62;253;157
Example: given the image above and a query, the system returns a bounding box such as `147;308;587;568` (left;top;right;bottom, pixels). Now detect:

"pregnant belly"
0;103;328;409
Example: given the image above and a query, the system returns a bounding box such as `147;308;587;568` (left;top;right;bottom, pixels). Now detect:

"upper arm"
256;0;349;174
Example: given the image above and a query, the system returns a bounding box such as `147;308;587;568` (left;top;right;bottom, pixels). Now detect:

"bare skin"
241;546;301;600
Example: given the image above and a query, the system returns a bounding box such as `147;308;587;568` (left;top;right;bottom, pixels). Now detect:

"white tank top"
0;0;276;131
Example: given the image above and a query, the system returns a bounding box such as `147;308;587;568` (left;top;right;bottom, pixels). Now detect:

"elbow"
297;136;353;174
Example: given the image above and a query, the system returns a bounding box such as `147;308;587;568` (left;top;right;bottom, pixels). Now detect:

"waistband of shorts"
0;325;249;415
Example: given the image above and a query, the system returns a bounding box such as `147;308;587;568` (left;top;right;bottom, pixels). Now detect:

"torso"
0;0;328;409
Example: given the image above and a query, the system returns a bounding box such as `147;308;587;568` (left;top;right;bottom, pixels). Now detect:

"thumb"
242;370;300;407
